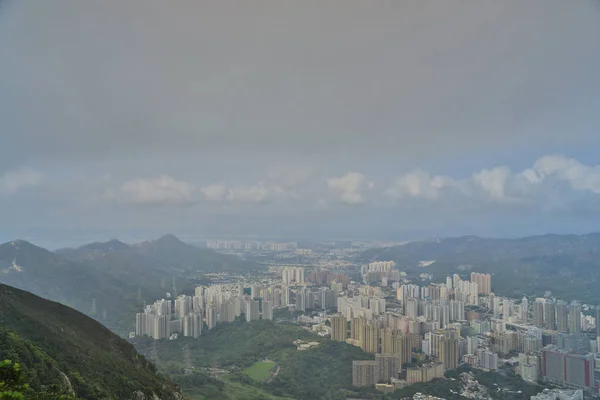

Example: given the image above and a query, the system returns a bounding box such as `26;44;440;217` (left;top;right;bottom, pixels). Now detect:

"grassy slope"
243;361;275;382
0;284;182;400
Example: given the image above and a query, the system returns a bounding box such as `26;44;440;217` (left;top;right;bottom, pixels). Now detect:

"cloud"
383;155;600;207
200;182;286;203
386;170;459;200
107;175;195;205
533;155;600;194
327;172;372;205
200;184;228;202
0;169;43;195
471;166;516;203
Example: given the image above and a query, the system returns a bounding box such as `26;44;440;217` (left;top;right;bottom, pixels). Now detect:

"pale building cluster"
281;266;305;285
206;240;297;252
362;260;400;284
135;282;283;340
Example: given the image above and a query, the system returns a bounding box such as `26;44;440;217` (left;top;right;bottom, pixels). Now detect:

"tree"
0;360;28;399
0;360;78;400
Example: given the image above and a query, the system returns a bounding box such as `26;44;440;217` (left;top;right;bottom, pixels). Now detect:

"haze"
1;0;599;246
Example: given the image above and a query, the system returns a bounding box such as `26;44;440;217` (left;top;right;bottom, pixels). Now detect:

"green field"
243;360;276;382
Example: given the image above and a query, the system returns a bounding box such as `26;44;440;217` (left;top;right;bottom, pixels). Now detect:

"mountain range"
362;233;600;303
0;283;183;399
0;234;261;335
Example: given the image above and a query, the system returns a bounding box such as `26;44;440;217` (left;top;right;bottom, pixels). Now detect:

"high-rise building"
352;360;378;387
262;300;273;321
556;300;568;333
135;313;148;336
245;300;260;322
544;300;556;330
534;299;545;327
470;272;491;295
183;312;202;338
363;323;379;353
351;316;366;343
207;306;217;329
406;298;418;319
174;295;191;319
375;354;398;383
521;297;529;323
330;315;347;342
439;337;459;370
406;362;444;383
523;335;542;353
595;307;600;335
281;286;290;306
542;346;594;391
480;350;498;370
518;353;539;383
568;302;582;334
503;299;513;322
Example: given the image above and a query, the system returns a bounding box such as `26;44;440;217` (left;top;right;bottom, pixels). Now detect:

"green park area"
243;360;276;382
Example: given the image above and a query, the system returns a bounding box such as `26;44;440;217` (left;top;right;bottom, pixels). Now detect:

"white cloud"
386;170;459;200
0;169;43;195
200;182;286;203
384;155;600;206
200;183;228;202
472;166;513;202
227;184;270;203
110;175;195;205
327;172;371;205
533;155;600;194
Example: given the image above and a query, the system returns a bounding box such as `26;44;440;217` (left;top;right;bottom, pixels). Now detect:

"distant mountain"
0;239;151;335
55;239;131;259
361;233;600;303
58;234;260;274
0;283;183;400
133;234;260;273
0;235;262;336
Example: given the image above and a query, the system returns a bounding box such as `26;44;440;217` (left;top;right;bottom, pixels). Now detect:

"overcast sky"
1;0;600;247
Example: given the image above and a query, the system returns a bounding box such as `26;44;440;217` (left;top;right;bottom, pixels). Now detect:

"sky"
1;0;600;247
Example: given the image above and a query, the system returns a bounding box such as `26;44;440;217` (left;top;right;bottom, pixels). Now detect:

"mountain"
0;235;262;336
0;239;167;335
362;233;600;303
0;283;183;400
55;239;131;260
133;234;259;273
59;234;261;274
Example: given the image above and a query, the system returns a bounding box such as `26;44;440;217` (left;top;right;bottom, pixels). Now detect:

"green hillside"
0;235;261;335
134;320;375;400
362;233;600;303
0;283;183;400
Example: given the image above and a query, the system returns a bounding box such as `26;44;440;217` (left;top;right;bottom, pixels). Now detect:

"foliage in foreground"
0;284;182;400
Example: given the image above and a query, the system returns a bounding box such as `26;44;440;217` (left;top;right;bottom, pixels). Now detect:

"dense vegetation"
0;235;260;335
134;319;317;368
362;233;600;304
0;284;182;400
0;359;78;399
135;320;376;400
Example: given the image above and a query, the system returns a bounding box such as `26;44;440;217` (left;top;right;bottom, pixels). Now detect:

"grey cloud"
1;0;600;240
105;175;196;205
0;169;43;195
0;0;599;173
